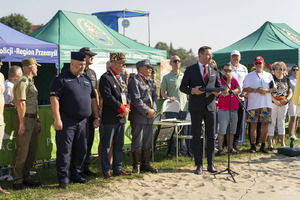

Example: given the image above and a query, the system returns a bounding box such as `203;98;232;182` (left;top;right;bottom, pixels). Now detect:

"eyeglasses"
292;68;299;71
173;60;181;64
223;69;232;72
274;68;283;71
254;62;262;65
201;53;214;58
116;62;126;66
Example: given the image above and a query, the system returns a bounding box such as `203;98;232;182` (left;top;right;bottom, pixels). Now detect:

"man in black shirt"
79;47;99;176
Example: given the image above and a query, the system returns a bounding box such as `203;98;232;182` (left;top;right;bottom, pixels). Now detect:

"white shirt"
4;79;14;105
243;71;275;110
230;61;248;89
198;61;210;79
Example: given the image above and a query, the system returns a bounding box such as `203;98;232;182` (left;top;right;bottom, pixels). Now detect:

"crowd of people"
0;46;299;194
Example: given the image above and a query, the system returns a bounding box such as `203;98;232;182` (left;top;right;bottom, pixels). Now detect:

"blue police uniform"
50;70;96;184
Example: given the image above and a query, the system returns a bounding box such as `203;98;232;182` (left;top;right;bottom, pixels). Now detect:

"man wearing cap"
180;46;222;175
12;57;42;190
128;59;158;174
161;55;188;155
243;56;276;153
229;50;248;151
0;57;10;194
99;53;131;179
50;52;100;189
79;47;98;176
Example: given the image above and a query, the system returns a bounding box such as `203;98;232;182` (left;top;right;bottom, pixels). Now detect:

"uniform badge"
114;84;117;88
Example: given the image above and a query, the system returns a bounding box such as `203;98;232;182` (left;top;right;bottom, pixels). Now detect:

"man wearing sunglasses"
161;55;188;156
229;50;248;151
180;46;222;175
243;56;276;154
79;47;98;177
99;53;132;179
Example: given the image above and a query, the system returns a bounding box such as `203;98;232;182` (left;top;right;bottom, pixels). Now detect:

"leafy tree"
0;13;32;34
154;42;169;51
154;42;197;68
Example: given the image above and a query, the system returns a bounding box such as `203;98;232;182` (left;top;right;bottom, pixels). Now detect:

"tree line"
154;42;197;68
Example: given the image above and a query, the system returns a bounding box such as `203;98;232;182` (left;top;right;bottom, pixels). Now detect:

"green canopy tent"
213;21;300;67
31;10;166;69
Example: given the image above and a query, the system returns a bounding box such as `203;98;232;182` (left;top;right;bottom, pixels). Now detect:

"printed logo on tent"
282;29;300;45
77;18;113;45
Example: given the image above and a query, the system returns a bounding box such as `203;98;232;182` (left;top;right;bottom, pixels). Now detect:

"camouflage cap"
22;57;41;67
110;53;126;62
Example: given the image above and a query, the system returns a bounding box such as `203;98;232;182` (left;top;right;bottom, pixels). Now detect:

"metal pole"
148;13;150;46
123;10;125;36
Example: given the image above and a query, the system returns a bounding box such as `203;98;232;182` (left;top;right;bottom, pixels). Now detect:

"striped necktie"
203;65;208;84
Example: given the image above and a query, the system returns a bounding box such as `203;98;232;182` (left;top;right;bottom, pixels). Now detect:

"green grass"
1;128;300;199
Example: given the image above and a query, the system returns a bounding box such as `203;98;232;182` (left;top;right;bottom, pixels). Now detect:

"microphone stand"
212;67;250;183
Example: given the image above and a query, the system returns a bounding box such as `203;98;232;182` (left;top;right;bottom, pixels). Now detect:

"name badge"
121;93;127;105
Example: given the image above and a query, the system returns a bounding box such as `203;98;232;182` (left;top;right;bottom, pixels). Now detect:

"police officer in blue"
50;52;101;189
99;53;132;179
128;59;158;174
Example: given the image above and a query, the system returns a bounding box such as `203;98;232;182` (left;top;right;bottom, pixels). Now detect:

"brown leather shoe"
103;171;112;179
113;170;132;176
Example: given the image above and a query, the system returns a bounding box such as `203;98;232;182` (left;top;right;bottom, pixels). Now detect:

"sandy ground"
94;154;300;200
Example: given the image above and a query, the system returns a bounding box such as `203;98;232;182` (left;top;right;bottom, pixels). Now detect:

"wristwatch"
95;117;101;121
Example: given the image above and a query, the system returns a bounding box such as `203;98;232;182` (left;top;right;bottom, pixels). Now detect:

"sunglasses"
117;61;126;66
254;62;262;65
274;68;283;71
292;68;299;71
223;69;232;72
173;60;181;63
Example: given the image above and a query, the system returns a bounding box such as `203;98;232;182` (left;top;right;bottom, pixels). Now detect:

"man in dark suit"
99;53;132;179
180;46;222;175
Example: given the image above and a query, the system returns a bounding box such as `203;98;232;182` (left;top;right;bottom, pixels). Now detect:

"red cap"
254;56;264;63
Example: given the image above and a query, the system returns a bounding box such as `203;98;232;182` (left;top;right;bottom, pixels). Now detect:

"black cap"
79;47;97;57
71;52;86;61
136;59;153;69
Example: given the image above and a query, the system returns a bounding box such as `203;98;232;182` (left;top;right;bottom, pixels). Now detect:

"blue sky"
1;0;300;55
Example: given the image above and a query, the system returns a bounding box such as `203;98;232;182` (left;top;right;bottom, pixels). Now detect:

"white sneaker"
6;174;13;181
0;175;8;181
290;136;297;140
30;171;37;176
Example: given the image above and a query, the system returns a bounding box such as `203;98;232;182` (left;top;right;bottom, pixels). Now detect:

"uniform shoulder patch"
19;76;28;83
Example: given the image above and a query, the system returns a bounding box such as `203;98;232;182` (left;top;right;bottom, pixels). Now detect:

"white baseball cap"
231;50;241;56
